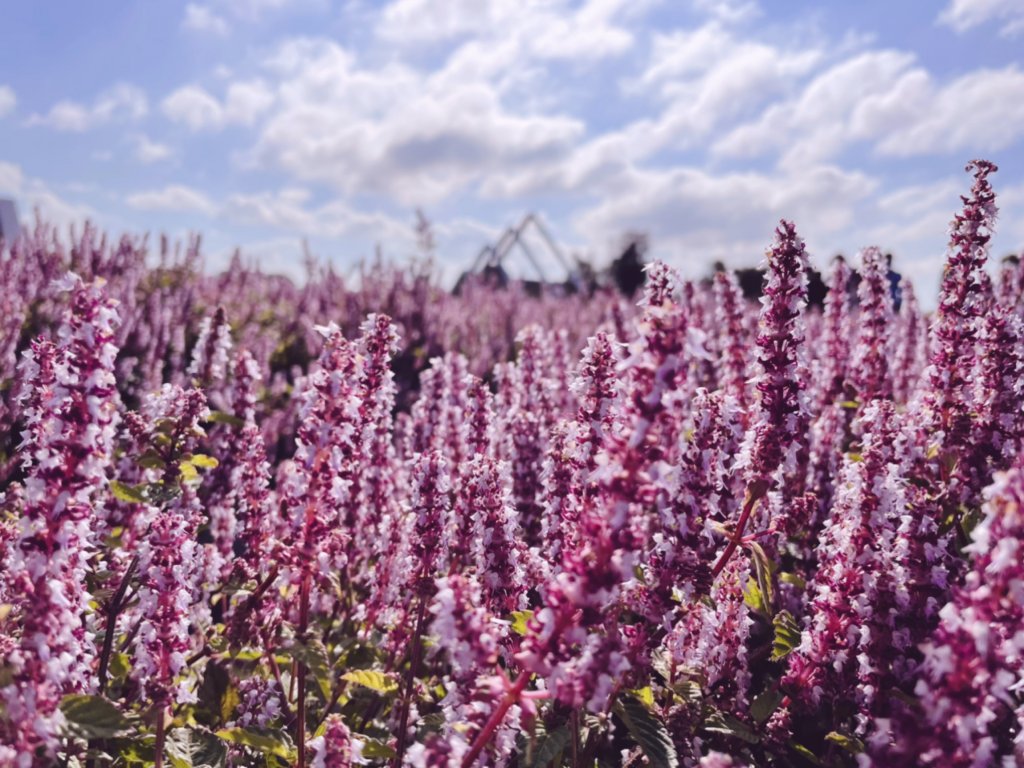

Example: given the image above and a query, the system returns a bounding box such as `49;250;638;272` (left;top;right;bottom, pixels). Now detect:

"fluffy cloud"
161;86;223;131
876;67;1024;156
161;81;274;131
713;53;1024;166
29;83;147;132
377;0;637;61
0;161;96;228
222;187;412;243
134;134;173;163
9;0;1022;300
182;3;229;35
0;86;15;119
251;38;584;205
938;0;1024;36
126;184;215;215
573;163;877;271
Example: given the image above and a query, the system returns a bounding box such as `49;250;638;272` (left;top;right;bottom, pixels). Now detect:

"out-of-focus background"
0;0;1022;300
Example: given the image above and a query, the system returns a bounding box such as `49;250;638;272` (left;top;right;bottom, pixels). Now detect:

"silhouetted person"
735;267;765;301
885;253;902;311
611;235;647;298
806;267;827;310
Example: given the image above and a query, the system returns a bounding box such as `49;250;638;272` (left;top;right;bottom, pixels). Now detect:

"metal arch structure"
468;213;575;285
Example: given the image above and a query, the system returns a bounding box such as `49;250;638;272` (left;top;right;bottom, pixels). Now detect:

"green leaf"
360;738;397;759
771;610;801;662
187;454;219;469
194;660;241;729
137;451;167;470
632;686;655;707
704;711;759;744
207;410;246;428
287;639;332;699
529;724;570;768
960;506;984;542
220;684;240;725
743;577;770;617
108;652;131;681
748;541;775;615
613;694;679;768
826;731;865;754
673;679;703;705
750;688;782;724
121;742;155;766
60;695;132;739
145;482;181;505
110;480;147;504
510;610;533;636
215;727;294;760
340;669;399;694
166;727;227;768
778;571;806;590
840;399;860;409
789;741;824;765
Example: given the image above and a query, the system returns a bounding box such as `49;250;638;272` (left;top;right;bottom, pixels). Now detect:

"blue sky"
1;0;1023;301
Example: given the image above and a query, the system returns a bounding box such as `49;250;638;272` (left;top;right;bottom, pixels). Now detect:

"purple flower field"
1;159;1023;766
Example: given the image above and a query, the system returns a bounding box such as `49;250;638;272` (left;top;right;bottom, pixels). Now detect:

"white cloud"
0;85;15;118
691;0;761;24
29;83;147;131
574;163;877;272
162;80;274;131
0;161;96;228
712;53;1024;166
224;80;275;125
126;184;215;215
222;187;412;243
252;38;584;205
478;19;822;200
617;23;822;158
182;3;229;34
938;0;1024;36
713;51;919;165
0;161;24;193
876;67;1024;156
377;0;636;61
222;0;297;19
162;86;224;131
133;135;173;164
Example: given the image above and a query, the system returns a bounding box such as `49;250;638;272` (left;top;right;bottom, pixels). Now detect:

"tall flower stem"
712;481;767;579
460;671;529;768
392;598;429;766
295;572;311;768
154;710;166;768
97;557;139;695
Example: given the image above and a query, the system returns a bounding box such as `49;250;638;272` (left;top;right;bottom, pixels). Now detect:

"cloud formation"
3;0;1023;294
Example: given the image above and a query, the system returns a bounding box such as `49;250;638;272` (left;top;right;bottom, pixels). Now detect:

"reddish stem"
393;599;429;766
460;671;529;768
154;709;166;768
711;481;767;579
295;572;311;768
97;556;138;694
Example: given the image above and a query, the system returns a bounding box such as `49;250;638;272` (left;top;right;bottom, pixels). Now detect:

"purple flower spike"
1;274;121;762
308;714;365;767
813;256;852;408
876;461;1024;766
852;247;895;402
